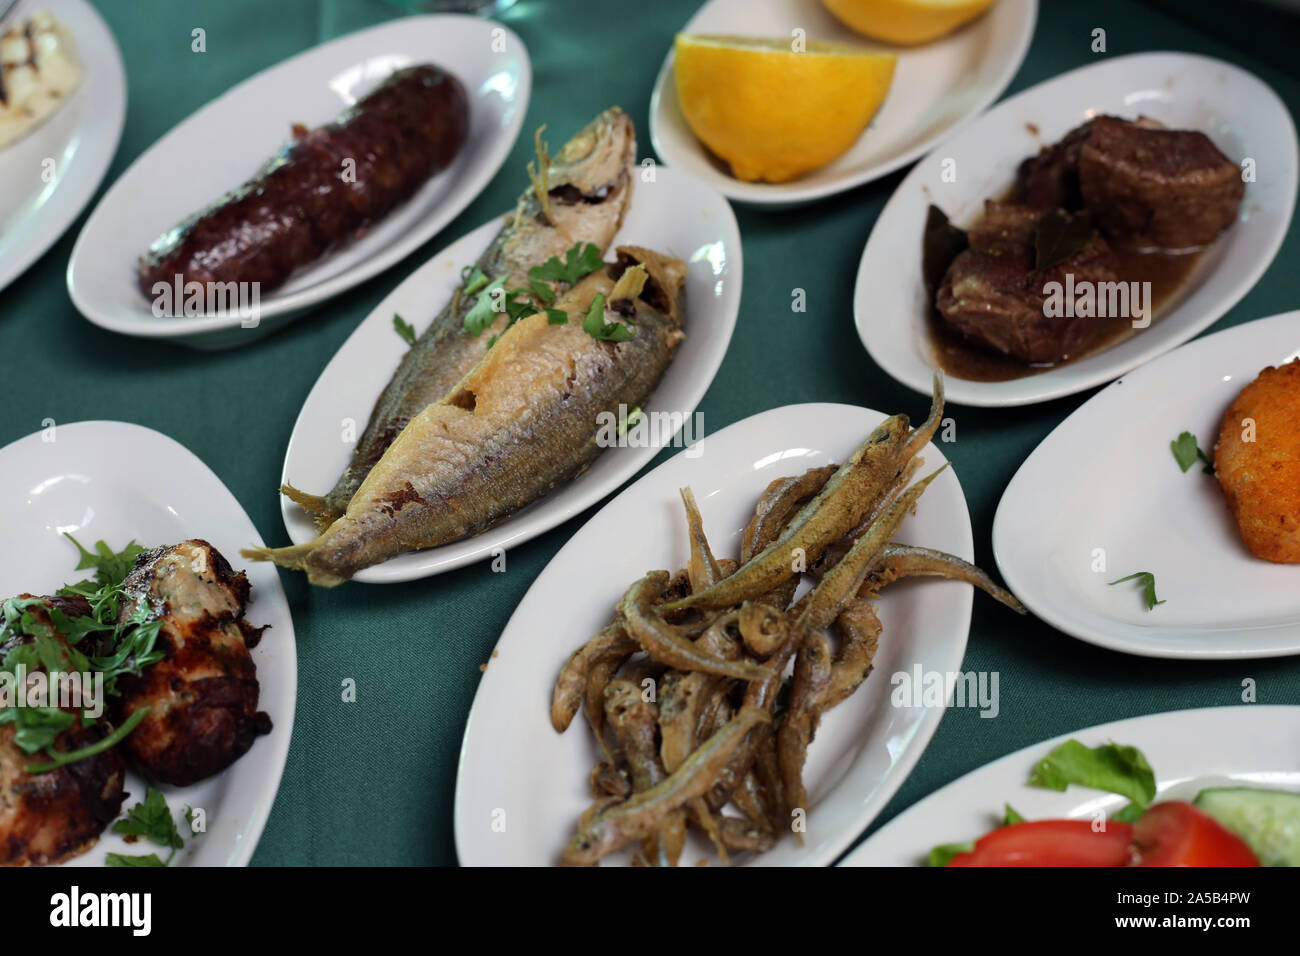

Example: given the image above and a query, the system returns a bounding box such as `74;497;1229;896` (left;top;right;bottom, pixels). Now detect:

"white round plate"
841;705;1300;866
67;14;530;349
455;401;974;866
279;164;741;584
856;52;1298;407
994;311;1300;660
0;0;125;293
0;421;296;866
648;0;1036;206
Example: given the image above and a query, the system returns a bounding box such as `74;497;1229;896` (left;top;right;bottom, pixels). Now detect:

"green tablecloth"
4;0;1297;865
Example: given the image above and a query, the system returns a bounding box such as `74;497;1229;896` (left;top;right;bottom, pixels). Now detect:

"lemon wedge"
673;34;897;184
821;0;997;46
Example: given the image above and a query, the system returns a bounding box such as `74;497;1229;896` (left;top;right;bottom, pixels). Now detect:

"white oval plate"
0;0;125;294
994;310;1300;659
856;52;1298;407
67;14;530;349
841;705;1300;866
648;0;1036;206
455;402;974;866
279;164;741;584
0;421;296;866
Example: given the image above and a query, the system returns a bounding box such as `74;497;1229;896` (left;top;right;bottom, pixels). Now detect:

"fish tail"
239;542;346;588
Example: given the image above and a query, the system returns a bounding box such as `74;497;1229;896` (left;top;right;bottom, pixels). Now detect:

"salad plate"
994;311;1300;659
0;421;296;866
455;401;975;866
840;705;1300;866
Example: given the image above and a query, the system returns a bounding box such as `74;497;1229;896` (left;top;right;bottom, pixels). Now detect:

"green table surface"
4;0;1297;865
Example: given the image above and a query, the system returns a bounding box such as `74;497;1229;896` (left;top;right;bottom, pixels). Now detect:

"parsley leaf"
392;313;416;347
113;786;185;850
1003;804;1025;826
1108;571;1165;610
528;242;604;285
460;264;489;296
464;277;508;336
1170;431;1213;474
582;294;635;342
545;308;568;325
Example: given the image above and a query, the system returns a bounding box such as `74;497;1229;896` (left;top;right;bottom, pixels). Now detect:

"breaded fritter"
114;540;271;785
1215;358;1300;563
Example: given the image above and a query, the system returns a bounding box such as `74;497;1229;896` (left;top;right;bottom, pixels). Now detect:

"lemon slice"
822;0;998;46
673;34;897;184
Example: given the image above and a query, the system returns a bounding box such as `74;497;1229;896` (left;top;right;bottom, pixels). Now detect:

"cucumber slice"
1194;788;1300;867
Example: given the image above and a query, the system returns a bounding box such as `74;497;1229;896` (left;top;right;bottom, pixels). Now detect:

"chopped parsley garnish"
393;313;417;347
1108;571;1165;610
528;242;604;285
107;787;184;867
1170;431;1213;474
582;293;635;342
463;242;614;342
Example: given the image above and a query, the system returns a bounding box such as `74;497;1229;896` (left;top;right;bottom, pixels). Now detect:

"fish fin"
280;483;328;514
240;543;346;588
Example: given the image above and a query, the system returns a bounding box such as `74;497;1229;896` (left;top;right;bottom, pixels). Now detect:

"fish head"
549;106;636;201
505;107;637;284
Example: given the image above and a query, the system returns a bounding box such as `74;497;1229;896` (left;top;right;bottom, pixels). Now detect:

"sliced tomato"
946;820;1135;867
1131;801;1260;867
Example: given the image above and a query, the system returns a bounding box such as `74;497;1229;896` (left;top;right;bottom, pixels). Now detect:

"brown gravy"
926;238;1208;384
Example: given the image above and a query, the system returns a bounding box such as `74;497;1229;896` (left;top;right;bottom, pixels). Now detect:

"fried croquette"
1214;358;1300;563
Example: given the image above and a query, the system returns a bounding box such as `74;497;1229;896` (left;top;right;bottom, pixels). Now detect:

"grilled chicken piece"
1;595;127;866
114;541;271;786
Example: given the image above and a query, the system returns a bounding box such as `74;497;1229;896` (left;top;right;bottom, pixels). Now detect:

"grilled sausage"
113;541;271;786
138;64;470;301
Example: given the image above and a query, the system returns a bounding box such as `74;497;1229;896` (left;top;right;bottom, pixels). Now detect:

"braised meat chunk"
113;540;271;786
937;206;1120;363
1078;115;1244;250
1013;120;1093;212
1;596;127;866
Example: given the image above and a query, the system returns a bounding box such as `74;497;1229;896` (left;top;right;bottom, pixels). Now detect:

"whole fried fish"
283;107;637;528
246;246;686;586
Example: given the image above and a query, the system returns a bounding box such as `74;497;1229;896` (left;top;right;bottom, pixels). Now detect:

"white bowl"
455;401;977;866
855;52;1298;406
0;0;125;294
649;0;1036;205
0;421;296;866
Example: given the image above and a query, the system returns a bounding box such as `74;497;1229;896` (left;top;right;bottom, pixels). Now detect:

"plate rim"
277;163;743;584
838;704;1300;866
647;0;1038;206
992;309;1300;660
0;0;127;294
452;400;975;866
0;419;298;866
65;13;531;339
854;49;1300;408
